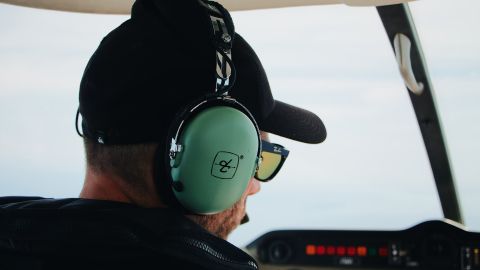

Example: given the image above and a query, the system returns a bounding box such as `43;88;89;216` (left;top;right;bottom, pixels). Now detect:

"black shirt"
0;197;258;270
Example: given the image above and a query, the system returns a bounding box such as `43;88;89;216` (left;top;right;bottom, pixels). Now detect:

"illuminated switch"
461;247;472;270
306;245;316;255
337;246;346;256
347;246;356;256
474;248;479;266
389;243;401;265
327;246;336;255
316;245;326;255
357;246;367;256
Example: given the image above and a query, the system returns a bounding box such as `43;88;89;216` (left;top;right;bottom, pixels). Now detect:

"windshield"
0;0;478;248
408;0;480;232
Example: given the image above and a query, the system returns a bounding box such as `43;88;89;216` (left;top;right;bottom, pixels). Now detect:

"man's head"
79;0;326;239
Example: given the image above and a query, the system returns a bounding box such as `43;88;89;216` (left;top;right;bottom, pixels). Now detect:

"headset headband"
169;1;240;160
199;0;236;94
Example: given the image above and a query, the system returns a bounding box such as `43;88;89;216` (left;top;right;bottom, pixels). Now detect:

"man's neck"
80;169;164;208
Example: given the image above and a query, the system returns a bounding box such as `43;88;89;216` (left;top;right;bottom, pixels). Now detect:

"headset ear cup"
170;106;259;214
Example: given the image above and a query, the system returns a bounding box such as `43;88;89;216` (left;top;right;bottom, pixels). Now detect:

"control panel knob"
268;240;293;264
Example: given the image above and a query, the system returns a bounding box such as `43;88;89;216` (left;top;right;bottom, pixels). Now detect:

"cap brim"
260;100;327;144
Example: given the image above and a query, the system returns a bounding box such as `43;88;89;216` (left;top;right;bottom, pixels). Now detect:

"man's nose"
247;178;261;196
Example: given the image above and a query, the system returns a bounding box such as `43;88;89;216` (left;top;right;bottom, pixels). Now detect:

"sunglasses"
255;140;290;182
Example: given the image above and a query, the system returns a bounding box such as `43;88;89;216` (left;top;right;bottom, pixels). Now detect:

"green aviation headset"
165;1;261;215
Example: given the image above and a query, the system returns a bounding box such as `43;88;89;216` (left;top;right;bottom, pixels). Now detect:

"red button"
347;246;356;256
357;246;367;256
379;247;388;257
327;246;336;255
316;246;326;255
306;245;316;255
336;246;346;256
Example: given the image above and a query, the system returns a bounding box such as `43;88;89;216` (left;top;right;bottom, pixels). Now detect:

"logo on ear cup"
211;151;240;179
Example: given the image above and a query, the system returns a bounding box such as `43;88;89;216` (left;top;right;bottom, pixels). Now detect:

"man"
0;0;325;269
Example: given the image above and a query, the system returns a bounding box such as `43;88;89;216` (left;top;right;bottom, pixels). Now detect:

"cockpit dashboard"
245;220;480;270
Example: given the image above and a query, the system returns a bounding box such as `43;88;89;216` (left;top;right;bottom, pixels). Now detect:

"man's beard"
188;197;246;240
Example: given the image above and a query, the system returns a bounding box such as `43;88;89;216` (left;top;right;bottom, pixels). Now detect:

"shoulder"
0;197;258;270
0;196;137;209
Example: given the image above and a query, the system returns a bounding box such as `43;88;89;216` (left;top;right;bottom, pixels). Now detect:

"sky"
0;0;479;247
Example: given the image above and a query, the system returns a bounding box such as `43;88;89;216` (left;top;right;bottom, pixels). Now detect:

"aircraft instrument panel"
245;220;480;270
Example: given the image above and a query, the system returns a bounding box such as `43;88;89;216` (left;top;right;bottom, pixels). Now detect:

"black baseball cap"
79;0;326;145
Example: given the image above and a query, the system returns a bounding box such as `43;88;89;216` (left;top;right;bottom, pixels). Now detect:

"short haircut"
83;139;158;190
